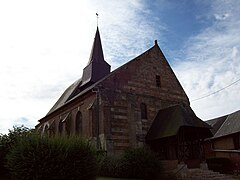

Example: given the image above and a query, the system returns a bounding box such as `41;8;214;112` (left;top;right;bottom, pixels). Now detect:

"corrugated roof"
146;105;212;141
213;110;240;138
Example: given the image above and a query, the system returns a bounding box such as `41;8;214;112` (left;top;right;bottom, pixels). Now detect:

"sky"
0;0;240;134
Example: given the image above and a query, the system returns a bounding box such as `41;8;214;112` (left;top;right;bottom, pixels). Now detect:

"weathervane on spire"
96;12;99;26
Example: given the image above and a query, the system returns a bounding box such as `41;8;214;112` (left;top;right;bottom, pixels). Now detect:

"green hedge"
207;157;233;174
0;126;31;175
6;135;97;180
99;147;163;179
98;155;122;178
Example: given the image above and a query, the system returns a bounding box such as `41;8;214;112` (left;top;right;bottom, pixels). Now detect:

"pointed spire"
81;27;111;86
87;27;105;65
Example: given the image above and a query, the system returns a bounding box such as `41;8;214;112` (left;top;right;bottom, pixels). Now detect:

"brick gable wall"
98;44;190;154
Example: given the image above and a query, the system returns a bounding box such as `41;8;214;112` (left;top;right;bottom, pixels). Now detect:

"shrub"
207;157;233;174
0;126;32;175
98;147;162;179
98;155;122;177
0;135;8;175
6;135;97;180
120;147;162;179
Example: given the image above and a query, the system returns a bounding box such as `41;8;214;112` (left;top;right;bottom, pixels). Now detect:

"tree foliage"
0;125;32;175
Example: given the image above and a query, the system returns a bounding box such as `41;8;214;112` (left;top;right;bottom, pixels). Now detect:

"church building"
36;27;212;167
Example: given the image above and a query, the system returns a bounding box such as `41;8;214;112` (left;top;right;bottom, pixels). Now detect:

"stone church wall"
37;44;191;155
37;92;97;139
98;44;190;154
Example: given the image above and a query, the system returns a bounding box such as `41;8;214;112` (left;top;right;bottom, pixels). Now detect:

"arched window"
37;125;44;134
75;111;82;134
49;120;55;136
66;116;71;136
140;103;147;119
58;113;70;135
58;120;63;134
43;123;49;135
156;75;161;87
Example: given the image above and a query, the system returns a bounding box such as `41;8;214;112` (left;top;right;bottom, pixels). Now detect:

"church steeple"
81;27;111;86
87;27;105;65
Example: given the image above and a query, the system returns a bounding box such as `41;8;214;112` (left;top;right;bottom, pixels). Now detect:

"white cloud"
174;0;240;120
214;13;230;21
2;0;239;134
96;1;164;68
0;0;165;134
0;1;95;133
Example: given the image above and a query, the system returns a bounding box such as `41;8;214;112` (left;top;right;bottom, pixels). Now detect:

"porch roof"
146;105;212;141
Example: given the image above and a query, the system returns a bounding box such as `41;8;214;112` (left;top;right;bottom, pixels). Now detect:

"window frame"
156;75;161;87
140;103;148;119
75;111;83;134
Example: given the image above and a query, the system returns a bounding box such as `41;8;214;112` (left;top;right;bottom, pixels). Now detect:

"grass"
0;174;11;180
0;176;140;180
97;178;140;180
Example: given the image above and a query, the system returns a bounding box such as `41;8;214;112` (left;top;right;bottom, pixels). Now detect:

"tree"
0;125;32;175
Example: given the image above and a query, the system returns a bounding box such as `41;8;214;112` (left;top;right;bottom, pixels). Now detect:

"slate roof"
146;105;212;141
47;79;81;115
205;115;227;135
88;27;105;65
46;27;110;116
81;27;110;86
43;40;160;119
40;31;187;125
206;110;240;138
